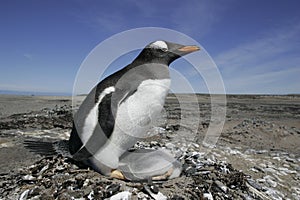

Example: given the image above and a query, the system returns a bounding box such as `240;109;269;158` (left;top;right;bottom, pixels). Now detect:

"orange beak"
178;45;200;53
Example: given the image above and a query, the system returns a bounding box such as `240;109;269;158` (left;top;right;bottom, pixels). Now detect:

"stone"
214;180;227;193
143;185;167;200
203;192;213;200
107;191;132;200
106;184;121;196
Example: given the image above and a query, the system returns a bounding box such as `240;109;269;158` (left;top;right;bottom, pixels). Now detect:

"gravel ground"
0;94;299;199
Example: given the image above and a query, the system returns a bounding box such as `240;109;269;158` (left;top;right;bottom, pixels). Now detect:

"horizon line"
1;89;299;97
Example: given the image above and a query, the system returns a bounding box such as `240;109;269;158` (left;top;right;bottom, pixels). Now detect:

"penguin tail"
23;139;71;157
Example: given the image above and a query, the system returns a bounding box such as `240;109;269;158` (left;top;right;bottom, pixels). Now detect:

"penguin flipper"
70;86;118;159
71;86;132;169
117;149;182;181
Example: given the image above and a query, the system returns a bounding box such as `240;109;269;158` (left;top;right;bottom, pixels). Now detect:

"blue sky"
0;0;299;94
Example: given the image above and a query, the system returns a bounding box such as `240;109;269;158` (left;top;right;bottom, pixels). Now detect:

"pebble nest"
1;142;263;200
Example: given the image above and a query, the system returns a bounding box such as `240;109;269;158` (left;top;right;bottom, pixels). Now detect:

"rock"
19;189;30;200
22;175;36;181
165;142;175;149
203;192;213;200
150;141;159;147
82;186;93;197
253;166;265;173
184;166;196;176
106;191;132;200
214;180;227;193
149;185;159;194
106;184;121;196
264;175;277;188
220;164;230;174
188;151;201;159
285;157;296;163
137;192;149;199
30;186;43;196
143;185;167;200
247;179;263;191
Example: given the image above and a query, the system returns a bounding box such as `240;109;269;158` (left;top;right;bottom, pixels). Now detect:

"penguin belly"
93;79;171;170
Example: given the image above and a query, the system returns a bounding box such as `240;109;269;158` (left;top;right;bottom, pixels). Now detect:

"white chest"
117;78;171;130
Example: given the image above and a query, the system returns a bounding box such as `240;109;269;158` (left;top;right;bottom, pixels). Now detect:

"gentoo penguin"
69;40;200;181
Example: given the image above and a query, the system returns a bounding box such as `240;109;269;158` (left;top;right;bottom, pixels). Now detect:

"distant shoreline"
0;90;72;97
0;90;299;97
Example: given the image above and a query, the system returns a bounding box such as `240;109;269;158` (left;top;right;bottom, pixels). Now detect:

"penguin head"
134;40;200;65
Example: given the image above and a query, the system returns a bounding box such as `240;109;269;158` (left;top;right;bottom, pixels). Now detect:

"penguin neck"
125;60;170;81
130;60;168;70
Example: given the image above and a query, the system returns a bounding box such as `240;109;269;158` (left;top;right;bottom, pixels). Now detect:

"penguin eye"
161;47;168;52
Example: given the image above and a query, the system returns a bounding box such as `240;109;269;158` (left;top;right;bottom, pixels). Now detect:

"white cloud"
224;67;300;94
215;23;300;94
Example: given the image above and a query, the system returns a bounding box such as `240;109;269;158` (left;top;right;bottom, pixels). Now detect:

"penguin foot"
110;169;125;180
110;167;175;181
152;168;173;181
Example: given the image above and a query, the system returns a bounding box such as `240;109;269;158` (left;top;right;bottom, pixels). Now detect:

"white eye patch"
150;40;168;50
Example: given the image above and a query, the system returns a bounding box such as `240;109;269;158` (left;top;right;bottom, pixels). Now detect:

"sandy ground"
0;95;72;118
0;94;299;199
